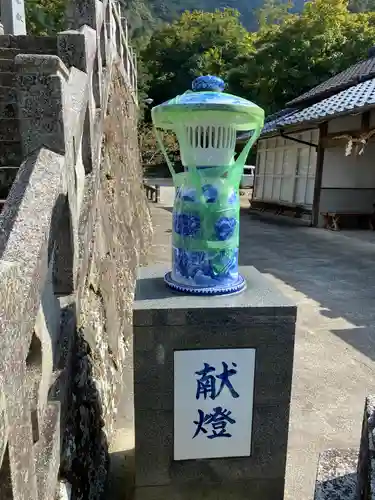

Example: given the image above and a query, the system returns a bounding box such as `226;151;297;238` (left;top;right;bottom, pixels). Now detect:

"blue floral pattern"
173;249;209;279
173;212;201;237
228;189;237;204
202;184;218;203
214;217;237;241
176;184;234;204
171;92;250;106
176;186;195;201
192;75;225;92
173;247;239;286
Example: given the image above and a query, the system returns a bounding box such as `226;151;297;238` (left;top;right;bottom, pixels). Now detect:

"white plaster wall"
254;129;318;208
319;142;375;219
322;142;375;188
327;114;362;134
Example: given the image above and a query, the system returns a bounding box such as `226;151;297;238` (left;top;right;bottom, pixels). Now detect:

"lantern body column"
171;166;242;294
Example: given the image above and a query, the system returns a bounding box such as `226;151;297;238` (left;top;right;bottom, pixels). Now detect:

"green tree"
256;0;294;28
25;0;65;35
140;8;254;104
120;0;157;38
349;0;375;12
228;0;375;114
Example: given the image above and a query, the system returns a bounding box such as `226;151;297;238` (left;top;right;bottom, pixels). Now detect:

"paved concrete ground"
108;187;375;500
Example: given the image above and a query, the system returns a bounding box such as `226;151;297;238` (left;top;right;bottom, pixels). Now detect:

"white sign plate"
174;348;255;460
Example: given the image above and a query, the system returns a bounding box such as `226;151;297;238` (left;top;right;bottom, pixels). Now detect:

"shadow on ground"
107;448;135;500
239;209;375;363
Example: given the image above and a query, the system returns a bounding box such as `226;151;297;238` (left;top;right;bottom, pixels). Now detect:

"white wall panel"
254;129;319;208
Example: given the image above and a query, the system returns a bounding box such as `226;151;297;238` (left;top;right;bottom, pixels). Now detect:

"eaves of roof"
261;77;375;137
287;57;375;107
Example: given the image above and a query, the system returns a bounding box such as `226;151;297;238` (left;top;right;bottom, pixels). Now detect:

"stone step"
0;87;17;118
0;165;18;199
0;47;19;59
0;35;57;53
0;72;15;87
0;86;16;100
0;119;20;141
0;46;58;60
0;101;17;119
0;58;14;71
0;141;22;167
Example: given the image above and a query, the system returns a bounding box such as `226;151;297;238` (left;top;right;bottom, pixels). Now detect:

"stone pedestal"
133;265;297;500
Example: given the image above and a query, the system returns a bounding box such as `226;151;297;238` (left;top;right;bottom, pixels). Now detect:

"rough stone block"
16;74;63;97
58;31;88;72
134;478;285;500
34;263;61;422
0;71;15;87
15;54;69;78
314;448;358;500
134;325;294;411
135;404;290;489
133;265;296;500
0;118;19;141
58;26;97;75
15;55;69;157
66;0;98;30
99;257;121;357
0;58;15;72
0;16;140;500
357;395;375;500
0;35;57;52
0;141;22;167
0;389;9;466
0;149;65;344
134;264;296;327
34;403;60;500
0;101;17;119
18;95;64;119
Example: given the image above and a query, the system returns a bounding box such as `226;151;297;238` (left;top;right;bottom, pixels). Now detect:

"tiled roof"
237;108;298;141
261;76;375;136
287;57;375;107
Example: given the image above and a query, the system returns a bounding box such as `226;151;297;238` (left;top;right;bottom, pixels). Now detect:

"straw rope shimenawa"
332;129;375;156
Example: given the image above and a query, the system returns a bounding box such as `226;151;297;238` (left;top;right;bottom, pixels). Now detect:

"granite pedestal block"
133;265;297;500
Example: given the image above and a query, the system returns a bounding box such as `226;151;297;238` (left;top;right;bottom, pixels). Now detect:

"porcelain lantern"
151;75;265;295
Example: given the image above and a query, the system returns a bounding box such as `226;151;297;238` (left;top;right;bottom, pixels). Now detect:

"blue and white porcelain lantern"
151;75;265;295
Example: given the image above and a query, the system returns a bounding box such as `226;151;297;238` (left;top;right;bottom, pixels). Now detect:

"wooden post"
312;121;328;227
362;110;370;133
1;0;26;34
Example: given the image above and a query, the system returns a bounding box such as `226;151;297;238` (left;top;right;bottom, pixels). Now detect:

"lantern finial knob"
192;75;225;92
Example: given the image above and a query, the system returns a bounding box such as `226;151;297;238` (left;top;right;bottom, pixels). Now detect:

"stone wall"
60;68;152;500
313;396;375;500
0;1;151;499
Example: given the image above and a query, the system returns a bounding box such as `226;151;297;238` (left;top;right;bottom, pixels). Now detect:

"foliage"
140;123;183;176
139;0;375;168
143;0;305;31
256;0;294;28
141;9;254;104
119;0;158;38
349;0;375;11
227;0;375;113
25;0;65;35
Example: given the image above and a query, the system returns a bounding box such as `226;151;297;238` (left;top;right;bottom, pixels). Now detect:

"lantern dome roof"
151;75;264;131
